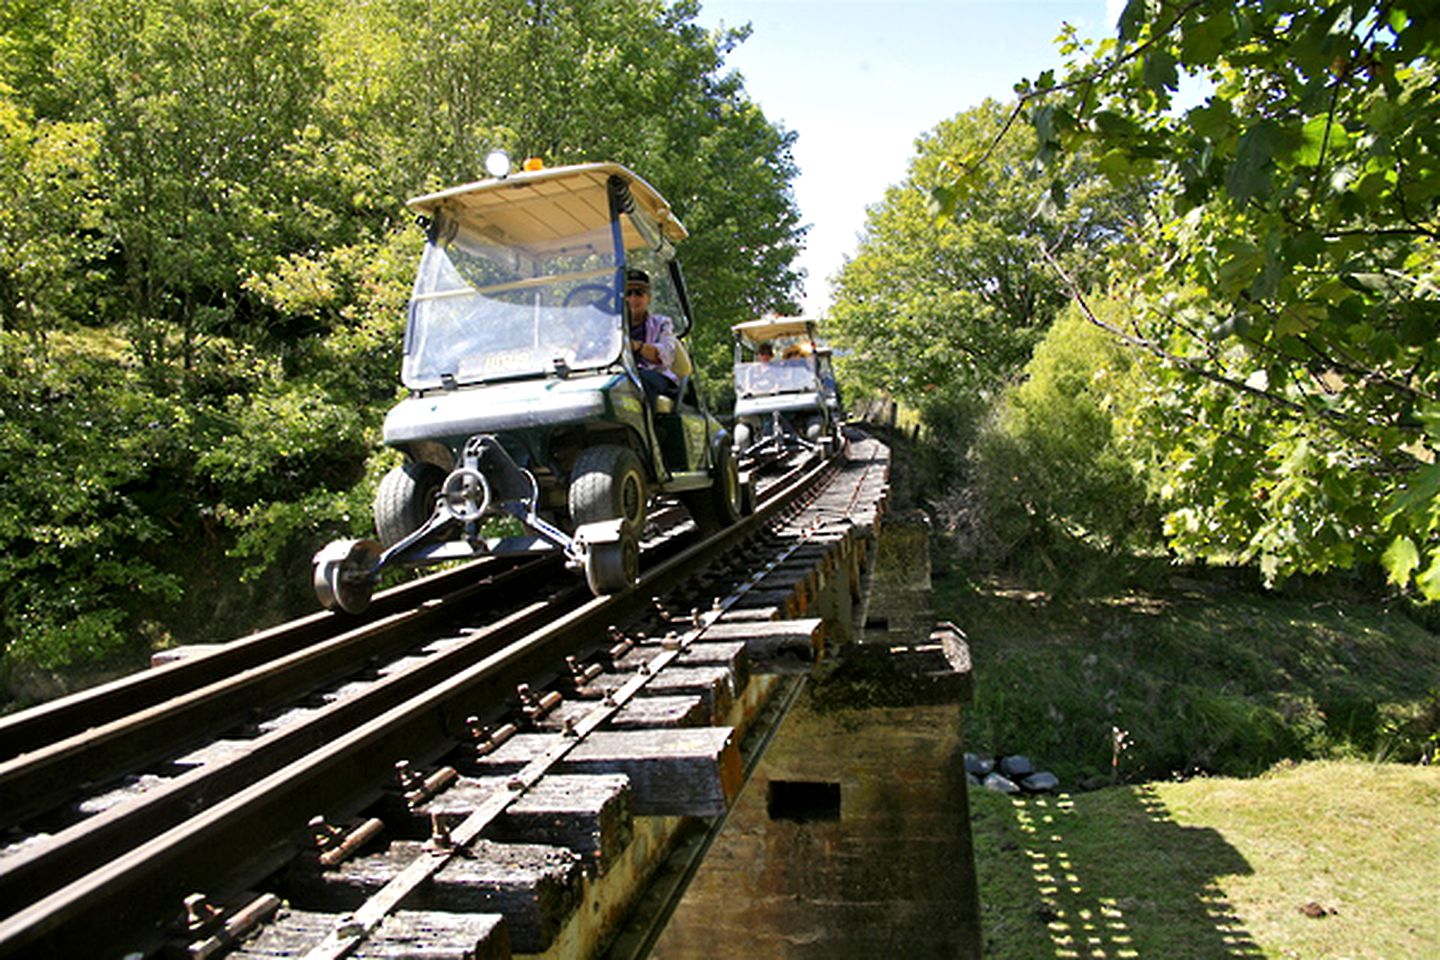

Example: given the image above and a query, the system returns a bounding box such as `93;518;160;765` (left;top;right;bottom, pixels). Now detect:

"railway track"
0;431;890;959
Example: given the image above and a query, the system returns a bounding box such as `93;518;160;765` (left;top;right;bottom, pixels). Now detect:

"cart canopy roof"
731;316;823;344
407;162;688;257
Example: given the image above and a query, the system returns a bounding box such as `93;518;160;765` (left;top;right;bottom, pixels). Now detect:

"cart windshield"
735;354;821;399
403;219;625;390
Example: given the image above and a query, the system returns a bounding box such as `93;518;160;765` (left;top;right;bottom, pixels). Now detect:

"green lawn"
937;568;1440;959
971;761;1440;959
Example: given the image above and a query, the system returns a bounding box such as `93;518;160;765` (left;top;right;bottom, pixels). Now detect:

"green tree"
52;0;331;370
946;1;1440;595
972;299;1161;575
830;100;1137;411
307;0;802;373
0;90;103;347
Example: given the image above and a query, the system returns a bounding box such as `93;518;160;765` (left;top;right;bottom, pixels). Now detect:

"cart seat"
655;338;693;413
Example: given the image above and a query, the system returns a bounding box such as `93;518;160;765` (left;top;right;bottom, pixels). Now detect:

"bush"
963;301;1161;582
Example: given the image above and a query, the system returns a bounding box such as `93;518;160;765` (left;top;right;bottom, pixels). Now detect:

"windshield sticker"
456;349;533;378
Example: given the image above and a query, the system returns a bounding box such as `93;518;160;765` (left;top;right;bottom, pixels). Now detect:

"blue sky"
691;0;1124;314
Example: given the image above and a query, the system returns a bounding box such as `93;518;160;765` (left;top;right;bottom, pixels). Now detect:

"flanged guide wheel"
584;526;640;595
313;538;382;614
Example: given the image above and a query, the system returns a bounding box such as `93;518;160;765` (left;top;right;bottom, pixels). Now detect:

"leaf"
1142;49;1179;92
928;185;958;219
1118;0;1147;41
1216;244;1265;293
1385;462;1440;522
1381;535;1420;587
1226;121;1282;201
1417;555;1440;602
1180;13;1233;64
1297;115;1348;166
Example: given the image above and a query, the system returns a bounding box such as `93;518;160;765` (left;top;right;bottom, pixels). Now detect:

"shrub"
965;300;1161;580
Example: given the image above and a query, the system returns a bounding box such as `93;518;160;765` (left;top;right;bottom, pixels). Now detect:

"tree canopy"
924;0;1439;596
829;100;1140;412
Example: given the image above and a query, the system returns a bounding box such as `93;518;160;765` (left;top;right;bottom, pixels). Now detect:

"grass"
936;565;1440;959
970;762;1440;959
936;568;1440;783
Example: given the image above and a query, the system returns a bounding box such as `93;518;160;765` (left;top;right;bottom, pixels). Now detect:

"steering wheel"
563;283;617;311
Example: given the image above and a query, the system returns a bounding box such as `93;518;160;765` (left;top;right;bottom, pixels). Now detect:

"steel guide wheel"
583;527;639;595
312;538;382;614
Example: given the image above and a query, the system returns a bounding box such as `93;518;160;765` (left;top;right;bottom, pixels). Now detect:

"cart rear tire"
683;439;743;533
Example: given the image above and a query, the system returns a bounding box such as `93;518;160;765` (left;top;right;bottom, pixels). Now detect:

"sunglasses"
625;288;648;297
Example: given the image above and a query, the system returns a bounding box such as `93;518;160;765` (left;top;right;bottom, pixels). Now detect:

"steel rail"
302;515;828;960
0;502;715;819
0;449;841;958
0;555;549;763
0;559;558;831
0;590;576;913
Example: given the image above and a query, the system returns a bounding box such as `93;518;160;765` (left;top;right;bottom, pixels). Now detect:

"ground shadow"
980;782;1263;959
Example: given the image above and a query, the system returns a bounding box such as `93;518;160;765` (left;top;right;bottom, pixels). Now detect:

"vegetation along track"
0;429;890;959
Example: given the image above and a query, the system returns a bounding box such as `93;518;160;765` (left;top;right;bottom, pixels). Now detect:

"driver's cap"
625;268;650;291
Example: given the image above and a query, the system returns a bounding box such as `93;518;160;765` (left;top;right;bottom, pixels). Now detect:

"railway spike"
317;817;385;868
465;715;489;743
183;892;222;934
308;814;344;850
427;812;453;850
394;759;424;791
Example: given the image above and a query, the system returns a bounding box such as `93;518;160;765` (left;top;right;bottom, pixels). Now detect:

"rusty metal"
186;892;282;960
404;766;457;808
566;655;603;686
0;558;561;833
309;815;345;851
316;817;384;868
0;555;547;765
183;893;222;934
426;812;454;851
472;721;519;758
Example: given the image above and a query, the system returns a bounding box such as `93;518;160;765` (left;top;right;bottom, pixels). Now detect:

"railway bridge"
0;429;977;959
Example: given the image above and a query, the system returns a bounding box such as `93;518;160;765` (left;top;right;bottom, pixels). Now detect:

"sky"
690;0;1126;315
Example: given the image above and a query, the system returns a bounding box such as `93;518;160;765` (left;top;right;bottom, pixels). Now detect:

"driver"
744;340;777;393
625;269;680;402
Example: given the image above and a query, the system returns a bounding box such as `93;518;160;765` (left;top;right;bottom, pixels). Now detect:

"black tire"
683;439;742;533
374;461;446;548
568;445;647;530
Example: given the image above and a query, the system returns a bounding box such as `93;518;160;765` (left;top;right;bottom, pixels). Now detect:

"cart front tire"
569;445;647;530
374;462;446;547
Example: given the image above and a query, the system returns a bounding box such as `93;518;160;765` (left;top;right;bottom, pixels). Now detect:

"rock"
963;752;994;777
982;772;1019;794
966;772;982;786
1021;771;1059;793
998;755;1035;779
